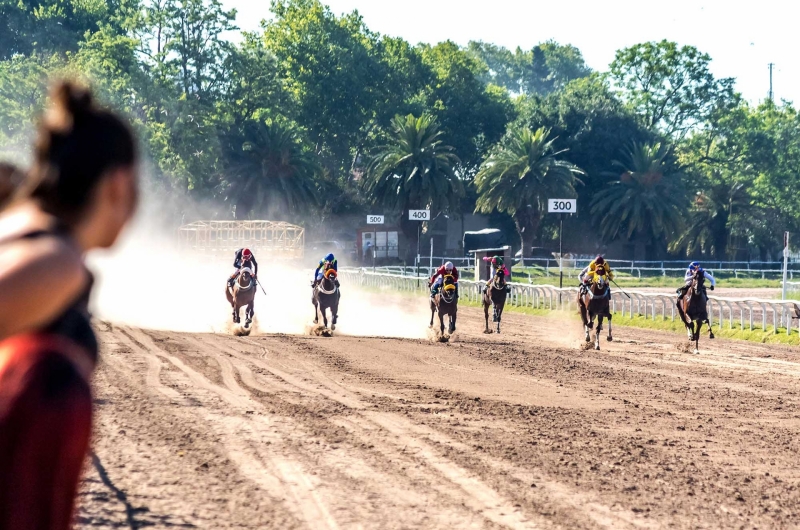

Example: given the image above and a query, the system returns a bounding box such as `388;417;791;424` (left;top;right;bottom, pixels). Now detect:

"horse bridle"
237;274;254;291
317;276;337;295
586;277;609;299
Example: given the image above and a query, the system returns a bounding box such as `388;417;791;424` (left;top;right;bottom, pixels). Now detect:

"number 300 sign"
547;199;576;213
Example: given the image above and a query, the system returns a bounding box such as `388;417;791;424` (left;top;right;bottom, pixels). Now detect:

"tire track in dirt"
82;326;299;529
186;332;545;529
201;332;656;529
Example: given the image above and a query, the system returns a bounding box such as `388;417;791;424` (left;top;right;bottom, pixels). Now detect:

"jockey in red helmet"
228;248;258;288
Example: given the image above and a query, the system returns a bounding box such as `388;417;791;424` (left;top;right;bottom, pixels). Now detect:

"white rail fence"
370;262;800;282
340;269;800;336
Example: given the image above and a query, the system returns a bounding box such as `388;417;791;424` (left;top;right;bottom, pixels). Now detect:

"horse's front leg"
595;316;603;350
430;303;436;328
606;314;613;342
496;304;502;334
322;306;329;329
705;319;715;339
439;312;445;336
483;297;490;333
331;304;338;331
449;310;456;334
693;321;703;354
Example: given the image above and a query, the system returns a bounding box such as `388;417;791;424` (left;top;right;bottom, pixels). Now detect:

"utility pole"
768;63;775;101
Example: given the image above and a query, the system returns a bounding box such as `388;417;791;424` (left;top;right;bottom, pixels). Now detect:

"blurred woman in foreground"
0;82;138;530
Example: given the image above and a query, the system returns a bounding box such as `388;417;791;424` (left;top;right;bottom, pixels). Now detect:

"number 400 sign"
547;199;576;214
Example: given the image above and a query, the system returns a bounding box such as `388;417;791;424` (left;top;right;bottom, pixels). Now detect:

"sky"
222;0;800;106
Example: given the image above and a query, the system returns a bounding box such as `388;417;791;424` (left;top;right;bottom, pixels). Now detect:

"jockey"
482;255;511;293
430;261;459;297
579;255;614;293
313;253;340;288
677;261;715;299
228;248;258;287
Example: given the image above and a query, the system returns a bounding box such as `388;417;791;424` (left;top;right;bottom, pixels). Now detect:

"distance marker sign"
367;215;384;224
408;210;430;221
547;199;576;214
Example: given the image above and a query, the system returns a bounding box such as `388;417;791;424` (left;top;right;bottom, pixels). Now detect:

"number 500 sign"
548;199;576;213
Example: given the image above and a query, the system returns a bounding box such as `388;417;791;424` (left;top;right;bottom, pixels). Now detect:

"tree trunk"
400;212;419;266
514;206;540;261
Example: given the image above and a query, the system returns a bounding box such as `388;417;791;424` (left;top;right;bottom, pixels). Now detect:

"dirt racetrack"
75;302;800;529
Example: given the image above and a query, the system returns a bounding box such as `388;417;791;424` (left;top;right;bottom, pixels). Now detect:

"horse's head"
693;268;705;290
443;274;455;286
324;268;338;281
594;268;607;285
240;267;253;281
492;268;506;287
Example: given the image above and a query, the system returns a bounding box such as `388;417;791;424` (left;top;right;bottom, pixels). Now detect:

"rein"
587;282;609;300
317;279;337;295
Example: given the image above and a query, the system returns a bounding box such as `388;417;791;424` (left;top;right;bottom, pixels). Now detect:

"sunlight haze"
225;0;799;105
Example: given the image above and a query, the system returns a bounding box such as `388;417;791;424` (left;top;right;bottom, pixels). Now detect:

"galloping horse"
482;269;508;334
226;266;255;326
312;268;340;330
578;269;613;349
677;269;714;354
430;274;458;336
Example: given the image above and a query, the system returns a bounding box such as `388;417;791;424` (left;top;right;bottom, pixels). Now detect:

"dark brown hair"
24;81;137;224
0;163;24;209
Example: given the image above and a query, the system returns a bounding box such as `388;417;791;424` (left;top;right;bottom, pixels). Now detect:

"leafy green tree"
0;0;117;59
468;40;590;95
264;0;420;180
419;41;514;173
217;118;321;219
590;142;685;253
363;114;464;261
474;127;583;259
670;178;751;259
610;40;735;138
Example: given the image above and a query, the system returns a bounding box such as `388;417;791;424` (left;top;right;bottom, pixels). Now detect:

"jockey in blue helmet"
313;252;339;288
677;261;715;299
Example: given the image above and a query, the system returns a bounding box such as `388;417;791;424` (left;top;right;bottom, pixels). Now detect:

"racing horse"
482;269;508;334
578;269;613;350
676;268;714;354
312;268;340;330
430;274;458;336
226;266;255;326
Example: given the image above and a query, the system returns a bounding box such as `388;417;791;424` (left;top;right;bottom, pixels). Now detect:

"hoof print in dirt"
233;325;251;337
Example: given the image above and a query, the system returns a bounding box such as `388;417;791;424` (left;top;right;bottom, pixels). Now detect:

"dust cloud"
88;215;430;339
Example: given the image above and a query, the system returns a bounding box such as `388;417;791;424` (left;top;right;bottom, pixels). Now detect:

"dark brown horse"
429;274;458;336
312;268;340;330
578;269;613;350
226;267;255;326
676;269;714;354
482;269;508;334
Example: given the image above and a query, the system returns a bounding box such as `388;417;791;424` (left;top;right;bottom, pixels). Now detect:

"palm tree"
218;118;321;219
590;142;685;251
474;127;583;259
362;114;464;260
670;178;751;259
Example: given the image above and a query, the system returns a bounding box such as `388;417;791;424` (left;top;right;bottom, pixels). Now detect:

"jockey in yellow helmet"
579;255;614;293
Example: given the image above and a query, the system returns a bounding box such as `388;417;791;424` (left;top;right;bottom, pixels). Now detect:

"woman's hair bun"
45;81;94;133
